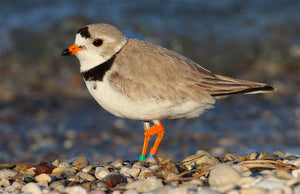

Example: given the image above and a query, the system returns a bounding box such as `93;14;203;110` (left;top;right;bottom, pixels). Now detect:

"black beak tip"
61;48;71;56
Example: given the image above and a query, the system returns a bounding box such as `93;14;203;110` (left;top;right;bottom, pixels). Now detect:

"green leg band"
139;155;146;161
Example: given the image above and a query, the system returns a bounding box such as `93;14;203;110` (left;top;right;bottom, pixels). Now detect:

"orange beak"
61;44;82;56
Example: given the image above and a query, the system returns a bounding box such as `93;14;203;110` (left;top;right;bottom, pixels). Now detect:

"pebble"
294;184;300;194
76;171;96;181
275;169;293;179
21;182;42;194
95;167;110;180
0;169;18;179
36;160;53;175
13;163;35;174
69;156;89;169
65;185;87;194
125;168;141;178
0;178;10;187
209;164;242;186
255;178;285;190
216;182;237;193
52;167;77;175
35;173;53;183
240;188;267;194
292;169;300;178
145;157;158;164
126;176;163;192
0;151;299;193
233;165;252;176
120;166;130;174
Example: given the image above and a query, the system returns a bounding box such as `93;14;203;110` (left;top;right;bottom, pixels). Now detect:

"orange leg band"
140;123;165;160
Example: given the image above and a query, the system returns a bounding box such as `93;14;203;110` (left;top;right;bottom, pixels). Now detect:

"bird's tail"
199;74;275;97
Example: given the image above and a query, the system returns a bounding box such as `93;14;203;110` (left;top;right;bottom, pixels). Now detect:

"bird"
61;23;275;161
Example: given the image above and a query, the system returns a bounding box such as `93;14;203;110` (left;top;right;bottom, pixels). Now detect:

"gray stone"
0;169;18;179
123;189;139;194
95;167;110;180
216;183;237;193
125;168;141;179
65;185;87;194
69;156;89;169
208;164;242;186
21;183;42;194
294;184;300;194
240;188;266;194
35;173;53;183
197;187;219;194
125;176;163;192
76;171;96;181
255;178;285;190
275;170;293;179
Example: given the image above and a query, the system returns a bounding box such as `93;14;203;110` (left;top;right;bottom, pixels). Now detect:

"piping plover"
61;23;274;161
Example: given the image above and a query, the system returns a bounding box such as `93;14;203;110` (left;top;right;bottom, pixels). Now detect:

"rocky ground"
0;1;299;193
0;151;300;193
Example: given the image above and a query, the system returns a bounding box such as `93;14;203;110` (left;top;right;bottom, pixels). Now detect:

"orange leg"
139;122;165;161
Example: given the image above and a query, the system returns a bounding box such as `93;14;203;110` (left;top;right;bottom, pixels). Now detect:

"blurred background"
0;0;299;164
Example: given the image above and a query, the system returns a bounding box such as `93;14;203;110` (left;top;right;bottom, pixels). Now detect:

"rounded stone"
0;169;18;179
21;182;42;194
275;170;293;179
76;172;96;181
95;167;110;180
52;167;77;175
145;157;158;164
0;178;10;187
240;188;267;194
208;164;242;186
120;166;130;174
35;173;53;183
233;165;252;176
292;169;300;178
69;156;89;169
125;168;141;179
82;165;93;173
216;182;237;193
11;181;25;189
125;176;163;192
65;185;87;194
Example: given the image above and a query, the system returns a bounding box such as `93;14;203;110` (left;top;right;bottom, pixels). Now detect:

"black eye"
93;39;103;47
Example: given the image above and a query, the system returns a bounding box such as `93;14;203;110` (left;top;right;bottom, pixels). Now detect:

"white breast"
84;77;214;121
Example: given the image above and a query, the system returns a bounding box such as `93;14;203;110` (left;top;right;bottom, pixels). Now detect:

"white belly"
85;79;214;121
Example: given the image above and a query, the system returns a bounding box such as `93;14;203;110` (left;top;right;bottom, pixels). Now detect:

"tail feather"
198;74;275;97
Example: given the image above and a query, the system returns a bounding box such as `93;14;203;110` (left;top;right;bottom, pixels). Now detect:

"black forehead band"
77;26;91;39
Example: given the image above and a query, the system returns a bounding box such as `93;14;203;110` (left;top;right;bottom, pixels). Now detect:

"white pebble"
21;183;42;194
197;187;219;194
233;165;252;176
294;184;300;194
208;164;242;186
120;166;130;174
35;173;53;183
216;182;237;193
123;189;139;194
0;169;17;179
0;178;10;187
240;188;267;194
126;176;163;192
292;169;300;178
65;185;87;194
168;187;189;194
255;178;285;190
126;168;141;178
95;167;110;180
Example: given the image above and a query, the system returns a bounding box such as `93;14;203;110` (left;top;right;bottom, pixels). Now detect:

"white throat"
77;37;128;73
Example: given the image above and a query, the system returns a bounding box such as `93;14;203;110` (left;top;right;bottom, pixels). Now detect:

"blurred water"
0;0;299;163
